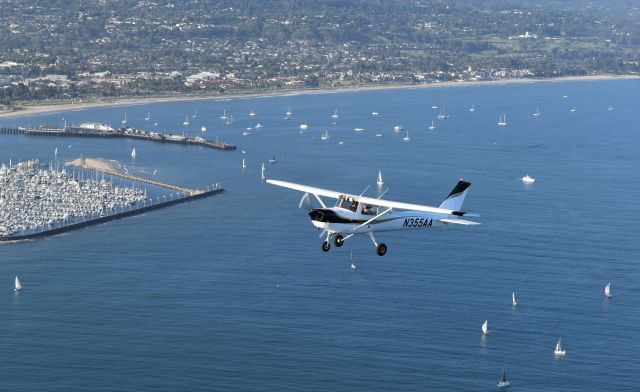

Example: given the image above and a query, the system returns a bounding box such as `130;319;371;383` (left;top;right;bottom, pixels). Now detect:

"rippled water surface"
1;79;639;391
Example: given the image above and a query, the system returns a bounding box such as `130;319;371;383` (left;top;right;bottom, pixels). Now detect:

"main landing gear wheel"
322;241;330;252
376;243;387;256
334;234;344;247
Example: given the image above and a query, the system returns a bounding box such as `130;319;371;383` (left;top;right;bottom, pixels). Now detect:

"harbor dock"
0;158;224;242
0;123;236;150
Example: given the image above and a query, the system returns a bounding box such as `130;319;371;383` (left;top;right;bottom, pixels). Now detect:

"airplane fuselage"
309;207;448;234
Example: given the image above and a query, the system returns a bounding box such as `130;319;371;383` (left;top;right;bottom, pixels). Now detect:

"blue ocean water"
1;79;639;391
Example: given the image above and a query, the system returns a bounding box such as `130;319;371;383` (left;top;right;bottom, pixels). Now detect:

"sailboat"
604;282;611;298
497;368;510;388
192;109;198;119
182;115;190;126
498;114;508;126
554;338;566;356
512;292;517;306
350;251;357;271
145;112;151;121
242;158;246;168
220;109;228;120
482;320;488;335
225;115;234;125
321;130;329;141
201;126;207;132
285;106;293;119
377;170;384;186
131;148;137;158
437;108;449;119
268;156;277;164
121;113;128;126
249;110;256;117
428;120;436;130
608;104;614;111
533;108;541;117
403;131;410;141
522;175;535;184
331;109;339;119
570;106;576;112
469;104;475;112
261;162;266;180
14;276;22;291
54;147;58;156
393;125;402;132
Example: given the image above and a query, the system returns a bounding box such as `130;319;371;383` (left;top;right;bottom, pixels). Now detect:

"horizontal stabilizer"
440;218;480;226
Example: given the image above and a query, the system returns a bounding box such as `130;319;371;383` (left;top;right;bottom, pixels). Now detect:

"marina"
0;158;223;241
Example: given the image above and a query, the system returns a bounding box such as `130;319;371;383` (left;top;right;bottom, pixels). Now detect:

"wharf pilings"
0;185;224;242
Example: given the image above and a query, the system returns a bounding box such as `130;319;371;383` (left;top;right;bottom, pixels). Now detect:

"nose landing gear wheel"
322;241;330;252
334;234;344;247
376;243;387;256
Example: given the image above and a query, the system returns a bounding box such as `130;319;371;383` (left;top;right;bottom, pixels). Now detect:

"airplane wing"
268;179;470;217
266;179;343;199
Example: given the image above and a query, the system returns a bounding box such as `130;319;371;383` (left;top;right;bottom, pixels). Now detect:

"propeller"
298;192;313;211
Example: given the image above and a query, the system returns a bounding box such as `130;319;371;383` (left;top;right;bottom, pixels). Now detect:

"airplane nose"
309;209;325;222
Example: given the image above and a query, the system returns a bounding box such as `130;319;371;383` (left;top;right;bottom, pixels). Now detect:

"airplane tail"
439;179;471;212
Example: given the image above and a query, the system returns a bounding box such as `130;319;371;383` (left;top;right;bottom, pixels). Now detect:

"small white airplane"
266;178;479;256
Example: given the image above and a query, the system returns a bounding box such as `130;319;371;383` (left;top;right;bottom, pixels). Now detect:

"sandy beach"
1;74;637;120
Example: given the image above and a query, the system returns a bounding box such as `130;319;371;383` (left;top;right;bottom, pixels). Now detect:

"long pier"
0;186;224;242
0;125;236;150
68;157;201;195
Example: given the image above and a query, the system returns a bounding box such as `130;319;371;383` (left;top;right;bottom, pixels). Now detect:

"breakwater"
0;185;224;242
0;124;236;150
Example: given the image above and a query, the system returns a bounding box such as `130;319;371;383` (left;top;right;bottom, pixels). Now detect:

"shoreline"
1;74;637;120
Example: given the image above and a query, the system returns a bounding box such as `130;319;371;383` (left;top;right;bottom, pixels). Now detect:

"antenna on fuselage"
359;185;370;197
378;188;390;199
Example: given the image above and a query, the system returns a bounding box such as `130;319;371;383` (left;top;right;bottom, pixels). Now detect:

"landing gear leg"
368;232;387;256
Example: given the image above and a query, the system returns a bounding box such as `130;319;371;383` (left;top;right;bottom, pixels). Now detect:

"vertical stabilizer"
439;180;471;211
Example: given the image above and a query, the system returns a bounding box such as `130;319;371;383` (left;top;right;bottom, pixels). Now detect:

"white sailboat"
554;338;566;356
350;251;357;271
220;109;228;120
192;109;198;119
299;123;309;131
570;106;576;112
183;115;190;126
14;276;22;291
242;158;246;168
331;109;339;119
371;111;380;116
377;170;384;186
403;131;410;141
54;147;58;156
522;175;535;184
469;104;475;112
131;148;137;158
261;162;266;180
393;125;403;132
608;104;614;111
512;291;517;306
498;114;508;126
482;320;488;335
285;106;293;118
437;108;449;119
201;126;207;132
604;282;611;298
321;131;329;141
497;368;510;388
145;112;151;121
121;113;128;126
268;156;277;164
428;120;436;130
533;108;541;117
225;115;234;125
249;110;256;117
255;123;264;129
354;127;364;132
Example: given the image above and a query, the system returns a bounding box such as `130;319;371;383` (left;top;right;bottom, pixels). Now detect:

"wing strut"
353;208;393;231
